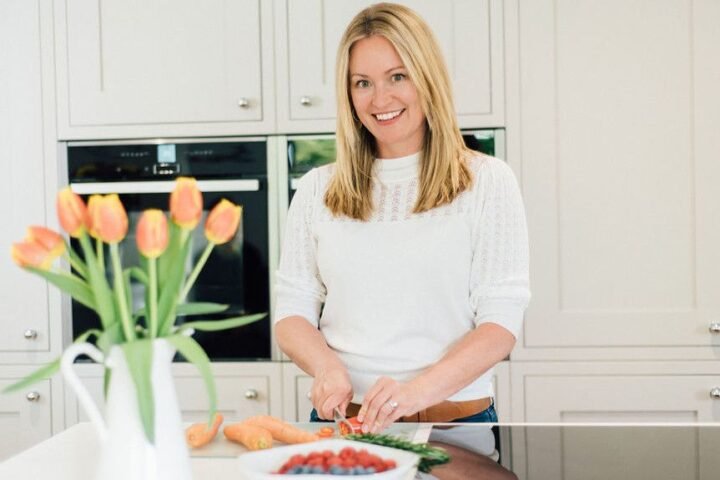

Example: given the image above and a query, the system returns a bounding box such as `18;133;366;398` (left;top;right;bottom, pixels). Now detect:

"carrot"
223;422;273;450
185;412;224;448
243;415;320;444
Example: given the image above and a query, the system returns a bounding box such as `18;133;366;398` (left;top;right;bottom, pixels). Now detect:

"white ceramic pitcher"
61;339;191;480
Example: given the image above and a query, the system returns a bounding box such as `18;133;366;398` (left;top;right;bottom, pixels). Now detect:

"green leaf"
67;243;88;279
175;302;229;316
157;234;191;336
167;334;216;427
97;322;123;354
158;222;183;286
2;359;60;394
78;233;115;329
121;340;155;444
122;269;134;318
1;329;101;394
179;313;266;332
27;268;96;311
129;266;149;286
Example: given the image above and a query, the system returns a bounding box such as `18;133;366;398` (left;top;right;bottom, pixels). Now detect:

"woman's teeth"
374;110;403;121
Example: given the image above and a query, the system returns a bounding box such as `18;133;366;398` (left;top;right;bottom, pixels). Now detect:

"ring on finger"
387;399;399;410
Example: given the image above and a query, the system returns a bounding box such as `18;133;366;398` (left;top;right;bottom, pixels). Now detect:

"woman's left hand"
357;376;423;434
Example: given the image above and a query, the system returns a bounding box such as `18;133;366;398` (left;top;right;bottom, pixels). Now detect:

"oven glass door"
71;186;270;360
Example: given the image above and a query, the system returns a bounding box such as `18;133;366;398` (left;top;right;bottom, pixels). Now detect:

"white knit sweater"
274;152;530;402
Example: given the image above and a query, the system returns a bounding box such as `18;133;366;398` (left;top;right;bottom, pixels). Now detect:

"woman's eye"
391;73;406;82
356;79;370;88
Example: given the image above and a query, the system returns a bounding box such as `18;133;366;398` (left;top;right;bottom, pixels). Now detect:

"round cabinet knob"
710;387;720;399
299;96;313;106
26;391;41;402
710;323;720;334
237;98;250;108
24;329;38;340
244;389;259;400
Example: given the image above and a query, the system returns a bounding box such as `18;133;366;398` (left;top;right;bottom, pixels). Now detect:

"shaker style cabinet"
53;0;276;139
0;373;52;461
275;0;505;132
0;0;61;364
507;0;720;360
63;363;284;425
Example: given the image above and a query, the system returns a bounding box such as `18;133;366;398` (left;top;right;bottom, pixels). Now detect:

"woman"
274;3;530;434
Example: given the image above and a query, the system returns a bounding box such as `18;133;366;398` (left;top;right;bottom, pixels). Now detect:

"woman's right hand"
311;367;353;420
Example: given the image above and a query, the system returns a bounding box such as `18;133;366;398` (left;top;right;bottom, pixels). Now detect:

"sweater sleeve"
273;169;327;327
469;157;531;339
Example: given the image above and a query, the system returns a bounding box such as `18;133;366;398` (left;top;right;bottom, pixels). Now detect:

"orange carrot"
243;415;320;444
223;422;273;450
185;412;224;448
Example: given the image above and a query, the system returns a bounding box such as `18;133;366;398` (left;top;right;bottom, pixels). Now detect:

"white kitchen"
1;0;719;479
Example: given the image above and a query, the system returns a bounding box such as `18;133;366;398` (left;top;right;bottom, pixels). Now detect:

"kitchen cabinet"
281;361;512;422
0;0;62;363
506;0;720;360
64;362;284;425
53;0;276;139
0;374;52;461
275;0;505;133
510;361;720;479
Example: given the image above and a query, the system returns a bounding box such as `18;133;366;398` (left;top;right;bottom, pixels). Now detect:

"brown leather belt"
346;397;492;423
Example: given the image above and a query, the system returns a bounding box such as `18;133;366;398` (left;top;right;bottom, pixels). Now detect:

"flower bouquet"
4;177;264;445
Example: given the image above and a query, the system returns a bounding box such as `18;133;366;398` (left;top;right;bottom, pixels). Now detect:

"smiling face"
348;35;427;159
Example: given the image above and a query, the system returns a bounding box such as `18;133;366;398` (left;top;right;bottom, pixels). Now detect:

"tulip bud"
170;177;203;229
11;240;54;270
91;194;128;244
26;226;65;259
57;187;89;238
86;194;103;239
136;209;168;259
205;199;242;245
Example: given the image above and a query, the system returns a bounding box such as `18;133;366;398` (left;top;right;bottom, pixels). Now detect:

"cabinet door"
277;0;504;132
55;0;274;138
510;0;720;358
0;0;51;355
513;372;720;479
0;379;52;461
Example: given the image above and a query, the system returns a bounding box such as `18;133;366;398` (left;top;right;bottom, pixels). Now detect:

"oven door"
70;179;270;360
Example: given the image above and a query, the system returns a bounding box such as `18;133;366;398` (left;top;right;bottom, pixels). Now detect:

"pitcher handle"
61;342;109;442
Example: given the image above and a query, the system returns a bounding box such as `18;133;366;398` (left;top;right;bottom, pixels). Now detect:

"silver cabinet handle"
711;387;720;399
24;329;38;340
710;323;720;334
244;389;259;400
300;96;312;106
237;98;250;108
26;391;41;402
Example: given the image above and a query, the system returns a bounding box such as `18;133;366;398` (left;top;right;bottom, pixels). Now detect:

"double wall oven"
62;138;275;361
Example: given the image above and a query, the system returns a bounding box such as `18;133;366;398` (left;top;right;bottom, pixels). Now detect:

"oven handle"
70;179;260;195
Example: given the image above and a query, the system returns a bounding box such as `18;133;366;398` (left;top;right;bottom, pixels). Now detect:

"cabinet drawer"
0;378;52;461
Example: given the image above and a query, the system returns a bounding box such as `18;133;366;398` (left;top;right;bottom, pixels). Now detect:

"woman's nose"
372;84;393;108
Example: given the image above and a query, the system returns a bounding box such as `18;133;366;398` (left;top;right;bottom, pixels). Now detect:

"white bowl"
236;438;420;479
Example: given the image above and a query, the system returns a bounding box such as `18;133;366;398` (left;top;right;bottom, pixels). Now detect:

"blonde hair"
325;2;474;220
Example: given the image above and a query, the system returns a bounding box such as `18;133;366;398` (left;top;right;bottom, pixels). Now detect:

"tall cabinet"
505;0;720;422
0;0;64;461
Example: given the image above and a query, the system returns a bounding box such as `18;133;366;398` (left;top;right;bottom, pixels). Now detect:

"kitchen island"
2;421;720;479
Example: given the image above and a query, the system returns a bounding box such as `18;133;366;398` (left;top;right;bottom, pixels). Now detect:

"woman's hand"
358;376;423;434
311;367;354;420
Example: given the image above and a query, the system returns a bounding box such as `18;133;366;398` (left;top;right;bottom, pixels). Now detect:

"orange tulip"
57;187;89;238
205;199;242;245
90;194;128;244
11;240;55;270
26;226;65;258
136;209;168;259
86;194;103;239
170;177;203;229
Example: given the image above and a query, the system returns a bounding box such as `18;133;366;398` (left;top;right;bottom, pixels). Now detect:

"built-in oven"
62;138;274;361
280;129;505;204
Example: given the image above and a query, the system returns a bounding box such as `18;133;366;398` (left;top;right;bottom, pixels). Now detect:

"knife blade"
333;407;354;434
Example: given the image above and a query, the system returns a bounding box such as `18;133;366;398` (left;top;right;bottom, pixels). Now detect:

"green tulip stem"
95;237;105;274
148;258;158;338
63;249;87;279
179;242;215;303
110;243;135;342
